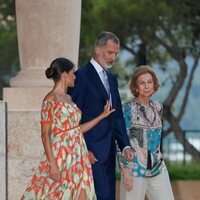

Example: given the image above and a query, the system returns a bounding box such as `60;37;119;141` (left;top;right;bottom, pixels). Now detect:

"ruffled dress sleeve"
40;101;54;124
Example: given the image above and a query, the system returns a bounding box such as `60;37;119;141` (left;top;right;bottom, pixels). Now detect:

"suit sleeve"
112;77;130;152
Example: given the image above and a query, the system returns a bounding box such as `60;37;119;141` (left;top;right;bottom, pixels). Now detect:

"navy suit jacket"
68;61;130;163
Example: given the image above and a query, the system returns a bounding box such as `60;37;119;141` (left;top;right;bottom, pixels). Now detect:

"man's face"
96;40;120;69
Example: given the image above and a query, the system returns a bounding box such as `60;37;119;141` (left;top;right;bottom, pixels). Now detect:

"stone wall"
0;101;6;200
7;111;43;199
3;87;51;199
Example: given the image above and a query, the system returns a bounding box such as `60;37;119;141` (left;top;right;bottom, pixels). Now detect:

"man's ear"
95;46;100;55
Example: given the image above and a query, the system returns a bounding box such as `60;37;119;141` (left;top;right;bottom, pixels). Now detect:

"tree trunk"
163;104;200;161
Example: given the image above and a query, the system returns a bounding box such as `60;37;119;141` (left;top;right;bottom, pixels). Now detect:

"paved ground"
116;180;200;200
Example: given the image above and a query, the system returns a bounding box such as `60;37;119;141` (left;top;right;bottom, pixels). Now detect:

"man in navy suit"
68;31;133;200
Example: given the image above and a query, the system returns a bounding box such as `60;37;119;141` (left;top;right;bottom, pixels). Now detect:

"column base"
10;69;53;88
3;87;51;111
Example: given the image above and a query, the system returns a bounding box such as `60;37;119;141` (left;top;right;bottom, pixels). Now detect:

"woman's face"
136;73;154;98
64;68;76;87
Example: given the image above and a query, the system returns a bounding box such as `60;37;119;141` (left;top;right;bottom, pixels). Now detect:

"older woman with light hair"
117;66;174;200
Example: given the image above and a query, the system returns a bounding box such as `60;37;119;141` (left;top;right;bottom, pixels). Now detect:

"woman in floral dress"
21;57;115;200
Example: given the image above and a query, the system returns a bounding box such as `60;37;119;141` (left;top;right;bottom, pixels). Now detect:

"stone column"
11;0;81;88
0;101;6;200
3;1;81;199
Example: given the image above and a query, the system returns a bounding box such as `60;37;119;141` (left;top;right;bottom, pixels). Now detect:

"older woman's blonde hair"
129;65;160;97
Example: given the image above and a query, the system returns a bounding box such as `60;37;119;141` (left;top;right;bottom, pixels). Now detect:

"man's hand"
124;147;134;161
88;151;97;164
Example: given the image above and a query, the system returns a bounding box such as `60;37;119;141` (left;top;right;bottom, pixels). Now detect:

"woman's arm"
121;167;133;192
41;123;60;181
80;100;115;133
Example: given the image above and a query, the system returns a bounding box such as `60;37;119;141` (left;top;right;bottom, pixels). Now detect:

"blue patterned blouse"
117;98;166;177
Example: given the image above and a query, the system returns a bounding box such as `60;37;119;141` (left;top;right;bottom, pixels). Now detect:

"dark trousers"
92;150;116;200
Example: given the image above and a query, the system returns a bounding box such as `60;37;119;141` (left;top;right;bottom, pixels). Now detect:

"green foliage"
103;0;198;61
116;162;200;181
79;0;105;65
116;170;121;181
0;23;18;67
0;0;15;18
80;0;200;67
0;0;19;99
167;162;200;180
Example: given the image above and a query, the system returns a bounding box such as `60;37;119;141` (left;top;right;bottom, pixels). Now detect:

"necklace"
136;99;156;126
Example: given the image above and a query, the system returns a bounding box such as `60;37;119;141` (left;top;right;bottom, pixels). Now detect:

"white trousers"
120;169;174;200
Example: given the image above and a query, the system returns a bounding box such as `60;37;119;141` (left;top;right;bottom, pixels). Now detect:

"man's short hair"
95;31;120;47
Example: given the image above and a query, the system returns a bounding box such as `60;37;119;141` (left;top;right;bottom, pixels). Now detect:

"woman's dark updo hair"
45;57;74;81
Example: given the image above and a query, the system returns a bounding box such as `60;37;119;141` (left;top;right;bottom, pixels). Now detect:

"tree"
0;0;19;99
80;0;200;160
79;0;106;65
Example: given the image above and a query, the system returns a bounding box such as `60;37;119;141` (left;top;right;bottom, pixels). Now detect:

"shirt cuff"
122;146;131;156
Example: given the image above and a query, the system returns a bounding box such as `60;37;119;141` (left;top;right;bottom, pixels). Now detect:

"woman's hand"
50;161;60;182
121;168;133;192
100;100;115;119
79;100;115;133
88;151;98;164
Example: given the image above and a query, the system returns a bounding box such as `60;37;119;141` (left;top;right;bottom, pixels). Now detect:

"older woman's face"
136;73;154;98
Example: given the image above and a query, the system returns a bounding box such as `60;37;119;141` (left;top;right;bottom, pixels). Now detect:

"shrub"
116;162;200;181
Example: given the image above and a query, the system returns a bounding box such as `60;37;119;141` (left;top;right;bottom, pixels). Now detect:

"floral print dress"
21;101;96;200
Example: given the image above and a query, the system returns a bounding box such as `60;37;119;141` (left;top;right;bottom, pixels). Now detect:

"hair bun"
45;67;54;79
